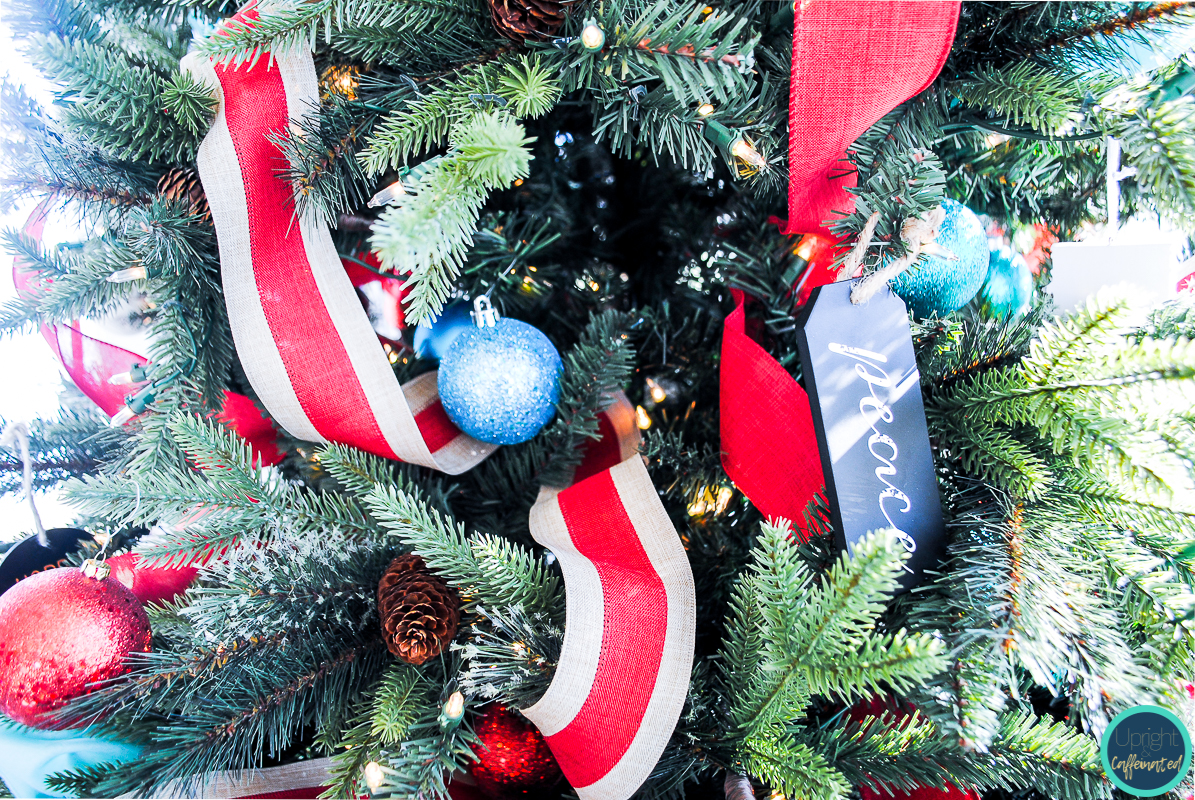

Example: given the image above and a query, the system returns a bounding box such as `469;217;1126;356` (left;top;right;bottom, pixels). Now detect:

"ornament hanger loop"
0;421;47;546
472;253;523;328
1106;135;1137;240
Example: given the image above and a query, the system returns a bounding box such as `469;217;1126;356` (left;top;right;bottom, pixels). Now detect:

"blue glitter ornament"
980;242;1034;320
412;301;474;361
0;721;142;798
438;299;562;445
892;199;990;317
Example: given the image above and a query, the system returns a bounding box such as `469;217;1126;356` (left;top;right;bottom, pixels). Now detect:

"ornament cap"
471;295;501;328
81;558;111;580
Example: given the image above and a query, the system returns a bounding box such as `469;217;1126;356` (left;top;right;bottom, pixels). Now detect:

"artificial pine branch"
723;525;946;741
535;309;636;487
361;56;558;175
370;111;534;323
455;603;562;708
323;663;430;798
1025;1;1195;66
198;0;488;66
810;708;1110;800
365;483;562;617
31;36;206;162
949;61;1083;134
0;409;123;496
905;489;1017;751
66;415;381;567
739;728;849;800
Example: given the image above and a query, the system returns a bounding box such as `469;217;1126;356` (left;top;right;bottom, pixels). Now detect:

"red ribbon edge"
719;289;824;537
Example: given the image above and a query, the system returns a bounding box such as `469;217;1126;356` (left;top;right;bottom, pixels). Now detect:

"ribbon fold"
780;0;960;236
526;396;694;800
185;22;494;474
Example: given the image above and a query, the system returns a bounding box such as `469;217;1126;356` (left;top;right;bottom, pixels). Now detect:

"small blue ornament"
980;242;1034;320
438;300;562;445
892;199;990;317
0;719;142;798
412;301;474;361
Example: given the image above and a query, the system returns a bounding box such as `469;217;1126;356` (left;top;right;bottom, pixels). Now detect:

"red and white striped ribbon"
528;394;696;800
183;19;494;474
186;16;695;797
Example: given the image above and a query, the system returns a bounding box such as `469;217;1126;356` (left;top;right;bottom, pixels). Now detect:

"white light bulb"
107;266;149;283
110;406;137;427
363;762;385;791
368;180;408;208
580;23;605;50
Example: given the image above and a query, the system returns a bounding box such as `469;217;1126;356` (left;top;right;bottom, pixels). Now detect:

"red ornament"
468;705;563;799
852;696;980;800
106;552;199;606
0;567;151;728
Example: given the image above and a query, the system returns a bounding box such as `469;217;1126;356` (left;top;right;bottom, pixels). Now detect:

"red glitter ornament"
468;705;563;799
0;566;152;729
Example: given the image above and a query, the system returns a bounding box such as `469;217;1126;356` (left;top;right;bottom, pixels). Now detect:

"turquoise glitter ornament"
412;301;474;361
438;298;562;445
980;242;1034;320
0;721;142;799
892;199;990;317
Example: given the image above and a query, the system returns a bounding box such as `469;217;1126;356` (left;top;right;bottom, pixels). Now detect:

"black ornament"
0;528;90;595
796;281;945;590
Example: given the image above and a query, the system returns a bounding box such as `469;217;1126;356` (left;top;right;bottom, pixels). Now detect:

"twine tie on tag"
838;205;948;304
0;421;47;546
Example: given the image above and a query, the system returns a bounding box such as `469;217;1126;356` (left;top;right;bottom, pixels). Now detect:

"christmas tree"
1;1;1194;799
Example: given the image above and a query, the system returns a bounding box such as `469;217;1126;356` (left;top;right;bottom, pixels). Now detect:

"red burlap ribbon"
525;394;693;800
779;0;960;236
184;12;494;474
720;289;824;536
721;0;959;531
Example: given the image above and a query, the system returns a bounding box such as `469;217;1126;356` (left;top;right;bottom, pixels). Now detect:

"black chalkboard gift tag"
0;528;91;596
795;280;945;589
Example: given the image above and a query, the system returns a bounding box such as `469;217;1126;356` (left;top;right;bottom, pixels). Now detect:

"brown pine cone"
488;0;576;41
157;167;210;223
377;554;461;665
